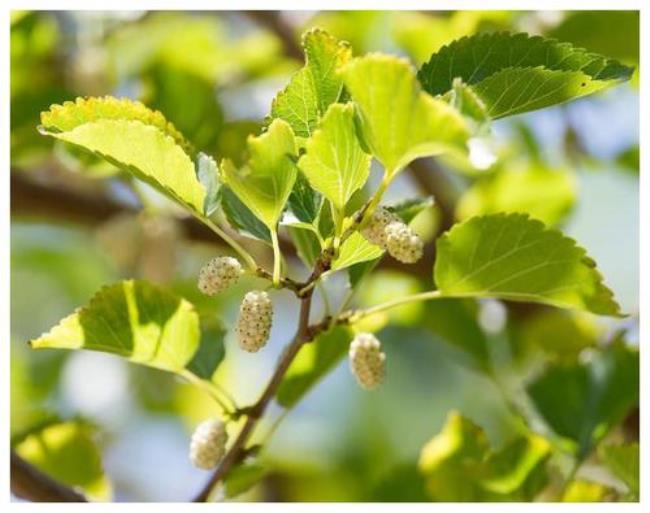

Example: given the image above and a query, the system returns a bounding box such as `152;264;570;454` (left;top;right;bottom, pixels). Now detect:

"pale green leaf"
30;280;209;376
456;166;576;226
331;232;383;271
39;97;205;212
196;152;220;216
14;421;112;501
298;103;371;211
419;32;634;119
434;213;620;315
271;28;351;137
220;119;297;230
277;326;352;408
343;54;470;174
599;443;639;499
444;78;490;126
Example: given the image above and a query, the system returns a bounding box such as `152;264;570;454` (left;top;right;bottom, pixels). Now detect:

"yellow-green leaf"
220;119;298;230
343;54;470;174
30;280;204;375
271;28;351;137
14;422;112;501
298;103;371;211
435;213;620;315
39;97;205;213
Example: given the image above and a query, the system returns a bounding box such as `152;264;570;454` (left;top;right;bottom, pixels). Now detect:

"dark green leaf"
277;326;352;408
221;187;271;243
527;341;639;457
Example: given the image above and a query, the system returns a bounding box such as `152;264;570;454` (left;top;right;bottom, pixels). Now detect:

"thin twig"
11;451;88;502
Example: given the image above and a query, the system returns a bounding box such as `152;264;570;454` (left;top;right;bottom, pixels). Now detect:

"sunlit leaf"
343;54;470;174
434;213;620;315
418;32;634;119
39;97;205;213
29;280;224;380
271;28;351;137
418;411;549;501
331;232;383;271
220;119;297;230
14;421;112;501
298;103;371;211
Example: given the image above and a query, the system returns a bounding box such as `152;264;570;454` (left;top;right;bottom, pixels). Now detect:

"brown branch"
194;292;317;502
10;451;87;502
243;11;303;61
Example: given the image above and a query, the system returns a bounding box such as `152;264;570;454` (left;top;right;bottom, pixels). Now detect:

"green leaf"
418;411;550;501
220;119;297;230
298;103;371;211
196;152;220;216
220;187;271;243
599;443;639;499
287;172;323;224
277;326;352;408
14;421;112;501
343;54;470;174
271;28;351;137
456;166;576;226
224;462;267;498
287;225;321;267
39;97;205;213
527;341;639;457
386;196;435;224
185;320;226;381
444;78;490;127
562;480;609;502
418;32;634;119
434;213;620;316
29;280;218;378
331;232;384;272
421;299;490;370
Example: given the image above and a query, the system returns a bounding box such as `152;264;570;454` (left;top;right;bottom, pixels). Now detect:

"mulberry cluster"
198;256;243;296
189;419;228;470
349;332;386;390
385;221;424;263
236;290;273;352
361;207;423;263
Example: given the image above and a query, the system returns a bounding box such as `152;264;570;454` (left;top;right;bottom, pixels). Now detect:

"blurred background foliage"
10;10;638;502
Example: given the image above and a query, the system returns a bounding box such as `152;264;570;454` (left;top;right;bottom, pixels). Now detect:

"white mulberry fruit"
361;207;401;249
385;221;423;263
198;256;243;296
189;419;228;470
236;290;273;352
349;333;386;390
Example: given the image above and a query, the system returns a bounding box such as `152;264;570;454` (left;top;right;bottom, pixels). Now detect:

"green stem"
350;290;443;322
358;172;393;230
180;370;235;418
270;229;282;286
196;215;257;271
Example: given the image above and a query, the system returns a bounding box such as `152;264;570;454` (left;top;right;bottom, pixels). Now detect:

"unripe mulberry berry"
236;290;273;352
189;419;228;470
198;256;243;296
361;207;400;249
349;333;386;390
385;221;423;263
